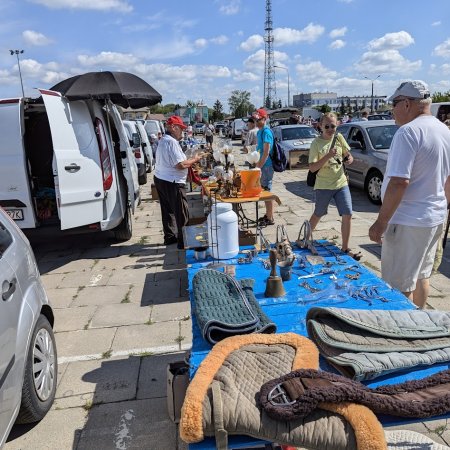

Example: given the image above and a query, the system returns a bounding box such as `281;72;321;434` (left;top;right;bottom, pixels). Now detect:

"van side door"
40;90;104;230
0;99;37;229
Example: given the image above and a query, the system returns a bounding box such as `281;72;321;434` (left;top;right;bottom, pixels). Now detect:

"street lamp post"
273;65;290;107
9;49;25;98
364;74;381;113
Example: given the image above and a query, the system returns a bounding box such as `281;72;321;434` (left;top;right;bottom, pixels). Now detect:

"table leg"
256;200;260;253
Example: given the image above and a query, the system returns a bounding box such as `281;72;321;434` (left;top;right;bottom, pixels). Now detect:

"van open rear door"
0;98;37;228
40;90;104;230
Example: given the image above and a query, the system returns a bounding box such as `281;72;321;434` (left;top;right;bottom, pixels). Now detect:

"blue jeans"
260;165;274;191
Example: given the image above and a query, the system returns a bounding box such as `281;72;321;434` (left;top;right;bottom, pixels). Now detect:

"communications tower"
263;0;275;108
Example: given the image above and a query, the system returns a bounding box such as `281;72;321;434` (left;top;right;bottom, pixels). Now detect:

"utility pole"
263;0;275;108
364;74;381;113
9;49;25;97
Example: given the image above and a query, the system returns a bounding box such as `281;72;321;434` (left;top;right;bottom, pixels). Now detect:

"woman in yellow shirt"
308;112;361;260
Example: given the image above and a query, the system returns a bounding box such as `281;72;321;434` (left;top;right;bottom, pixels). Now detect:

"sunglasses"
324;124;336;130
393;98;408;107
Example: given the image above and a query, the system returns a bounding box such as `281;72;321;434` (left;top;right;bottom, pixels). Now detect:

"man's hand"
369;219;387;244
344;153;353;165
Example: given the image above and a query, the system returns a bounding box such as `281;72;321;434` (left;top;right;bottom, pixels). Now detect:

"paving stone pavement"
5;140;450;449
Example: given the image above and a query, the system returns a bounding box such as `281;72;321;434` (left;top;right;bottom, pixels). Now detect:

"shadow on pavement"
72;353;187;450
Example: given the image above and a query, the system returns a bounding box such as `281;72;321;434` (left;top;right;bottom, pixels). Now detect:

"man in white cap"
369;80;450;308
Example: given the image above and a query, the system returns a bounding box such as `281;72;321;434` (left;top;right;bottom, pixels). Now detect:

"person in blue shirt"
253;108;275;226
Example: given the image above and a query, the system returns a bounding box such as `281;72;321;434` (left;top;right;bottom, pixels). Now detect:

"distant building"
174;104;209;124
293;92;387;113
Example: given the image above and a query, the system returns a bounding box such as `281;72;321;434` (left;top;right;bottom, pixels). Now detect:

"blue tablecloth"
186;241;450;449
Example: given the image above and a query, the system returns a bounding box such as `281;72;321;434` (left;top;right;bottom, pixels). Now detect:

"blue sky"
2;0;450;111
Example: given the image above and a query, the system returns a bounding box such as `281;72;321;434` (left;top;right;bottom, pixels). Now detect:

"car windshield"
366;125;399;149
281;127;318;141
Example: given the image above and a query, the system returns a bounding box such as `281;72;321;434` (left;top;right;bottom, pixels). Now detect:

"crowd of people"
152;80;450;309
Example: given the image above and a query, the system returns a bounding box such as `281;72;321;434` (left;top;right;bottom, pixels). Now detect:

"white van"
229;118;246;141
123;120;148;185
144;119;164;138
134;121;154;172
0;90;140;241
431;102;450;122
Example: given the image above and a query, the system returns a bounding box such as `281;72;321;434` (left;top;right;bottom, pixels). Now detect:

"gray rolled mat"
192;269;276;344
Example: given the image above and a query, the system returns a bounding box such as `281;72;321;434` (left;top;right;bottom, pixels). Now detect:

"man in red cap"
253;108;276;226
154;115;203;249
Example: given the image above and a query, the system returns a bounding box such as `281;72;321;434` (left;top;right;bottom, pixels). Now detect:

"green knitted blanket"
192;269;276;344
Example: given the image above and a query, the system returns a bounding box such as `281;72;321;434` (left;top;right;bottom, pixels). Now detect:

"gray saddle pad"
192;269;276;344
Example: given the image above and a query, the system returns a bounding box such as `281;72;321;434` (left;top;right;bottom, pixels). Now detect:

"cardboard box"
239;228;257;246
151;183;159;200
288;150;309;170
167;361;189;423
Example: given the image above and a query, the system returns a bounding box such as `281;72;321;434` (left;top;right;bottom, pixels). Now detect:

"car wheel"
365;169;383;204
114;204;133;241
17;314;57;424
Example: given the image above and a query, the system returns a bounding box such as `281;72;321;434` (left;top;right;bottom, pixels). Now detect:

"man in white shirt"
242;117;258;153
369;80;450;308
154;116;202;249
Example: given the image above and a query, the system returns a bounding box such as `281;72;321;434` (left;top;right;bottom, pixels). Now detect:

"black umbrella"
50;71;162;108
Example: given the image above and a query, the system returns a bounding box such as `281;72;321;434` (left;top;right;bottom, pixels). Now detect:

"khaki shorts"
381;223;443;293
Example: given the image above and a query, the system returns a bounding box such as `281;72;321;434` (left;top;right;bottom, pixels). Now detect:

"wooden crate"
288;150;309;170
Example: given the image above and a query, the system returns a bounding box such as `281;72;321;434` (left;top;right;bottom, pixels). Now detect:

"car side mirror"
132;132;141;148
350;141;362;150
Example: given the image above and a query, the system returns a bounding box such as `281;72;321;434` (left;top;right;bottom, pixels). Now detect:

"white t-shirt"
204;125;213;136
154;134;187;184
245;127;258;147
381;115;450;227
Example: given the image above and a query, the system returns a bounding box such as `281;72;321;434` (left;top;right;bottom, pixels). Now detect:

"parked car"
228;118;246;140
0;92;140;241
144;119;164;138
123;120;148;185
193;123;205;135
368;114;392;120
431;102;450;122
337;120;399;204
134;121;154;172
0;207;57;447
214;122;226;134
271;125;318;167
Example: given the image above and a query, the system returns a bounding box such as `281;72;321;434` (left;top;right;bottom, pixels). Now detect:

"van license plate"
6;209;24;221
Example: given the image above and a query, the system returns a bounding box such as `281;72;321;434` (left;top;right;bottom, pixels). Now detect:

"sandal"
343;248;362;261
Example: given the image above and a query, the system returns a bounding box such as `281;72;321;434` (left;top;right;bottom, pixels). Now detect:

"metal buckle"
267;383;296;406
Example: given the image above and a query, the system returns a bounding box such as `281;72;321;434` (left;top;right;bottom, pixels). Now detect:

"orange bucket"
240;169;262;198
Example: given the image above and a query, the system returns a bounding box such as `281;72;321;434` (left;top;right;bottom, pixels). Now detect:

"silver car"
0;207;57;446
337;120;399;204
271;125;319;167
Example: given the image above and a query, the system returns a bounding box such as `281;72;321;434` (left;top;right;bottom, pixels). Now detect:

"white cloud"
434;38;450;58
329;27;347;39
22;30;52;46
217;0;240;15
295;61;338;82
273;23;325;46
368;31;414;51
355;49;421;75
243;49;288;72
431;21;441;27
239;35;264;52
78;51;138;68
194;38;208;49
29;0;132;12
329;39;345;50
232;70;259;82
210;35;228;45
